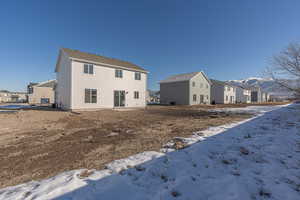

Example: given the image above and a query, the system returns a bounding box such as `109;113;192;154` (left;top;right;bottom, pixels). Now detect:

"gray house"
211;80;236;104
250;86;262;103
160;71;211;105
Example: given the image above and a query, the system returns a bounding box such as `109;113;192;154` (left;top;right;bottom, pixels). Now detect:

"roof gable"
160;72;200;84
36;80;56;88
61;48;147;73
211;79;236;87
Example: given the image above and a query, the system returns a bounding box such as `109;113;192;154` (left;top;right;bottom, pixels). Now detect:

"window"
84;64;94;74
200;83;203;88
206;95;209;100
206;84;208;89
192;82;195;87
134;91;139;99
28;87;33;94
135;72;141;80
227;87;230;91
85;89;97;103
226;95;228;101
193;94;197;102
115;69;123;78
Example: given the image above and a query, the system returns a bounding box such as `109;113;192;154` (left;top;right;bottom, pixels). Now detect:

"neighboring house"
261;92;270;102
0;90;11;103
235;86;251;103
147;90;160;104
211;79;236;104
0;91;27;103
10;92;27;102
266;93;270;102
55;48;148;110
27;80;56;104
160;71;211;105
250;86;262;103
261;92;267;103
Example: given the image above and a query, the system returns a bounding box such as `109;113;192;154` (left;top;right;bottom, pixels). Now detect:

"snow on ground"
210;104;289;115
0;105;31;110
1;104;300;200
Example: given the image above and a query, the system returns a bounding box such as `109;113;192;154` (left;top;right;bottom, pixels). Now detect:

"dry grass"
0;102;288;188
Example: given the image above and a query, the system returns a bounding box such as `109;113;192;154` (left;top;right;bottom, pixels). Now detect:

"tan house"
0;91;27;103
0;90;11;103
27;80;56;104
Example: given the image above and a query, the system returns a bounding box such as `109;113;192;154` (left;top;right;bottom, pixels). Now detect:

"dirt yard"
0;102;287;188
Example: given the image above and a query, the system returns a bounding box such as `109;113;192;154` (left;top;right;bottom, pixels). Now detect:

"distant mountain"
228;77;297;97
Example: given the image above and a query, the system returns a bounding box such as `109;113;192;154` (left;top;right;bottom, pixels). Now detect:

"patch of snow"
105;151;164;173
0;105;31;110
1;104;299;200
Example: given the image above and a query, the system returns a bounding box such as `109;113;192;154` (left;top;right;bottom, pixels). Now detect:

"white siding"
56;52;72;110
70;60;147;110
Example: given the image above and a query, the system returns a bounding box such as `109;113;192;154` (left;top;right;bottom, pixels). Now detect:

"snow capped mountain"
228;77;294;97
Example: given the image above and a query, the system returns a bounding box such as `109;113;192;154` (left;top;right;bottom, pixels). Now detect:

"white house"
211;79;236;104
235;86;251;103
55;48;148;110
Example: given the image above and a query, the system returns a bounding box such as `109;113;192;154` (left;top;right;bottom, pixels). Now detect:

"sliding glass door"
114;90;126;107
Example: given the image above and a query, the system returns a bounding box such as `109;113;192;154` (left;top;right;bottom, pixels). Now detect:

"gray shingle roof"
61;48;147;72
211;79;236;87
37;80;56;88
160;72;200;83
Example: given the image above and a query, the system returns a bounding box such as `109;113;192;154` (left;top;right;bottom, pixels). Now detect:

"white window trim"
84;63;94;75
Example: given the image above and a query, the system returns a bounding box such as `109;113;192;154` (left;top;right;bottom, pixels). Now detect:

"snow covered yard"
1;104;299;200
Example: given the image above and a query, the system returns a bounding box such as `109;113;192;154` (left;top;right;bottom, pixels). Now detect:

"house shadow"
51;105;294;200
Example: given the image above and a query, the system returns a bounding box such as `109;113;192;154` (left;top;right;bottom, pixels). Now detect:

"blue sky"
0;0;300;92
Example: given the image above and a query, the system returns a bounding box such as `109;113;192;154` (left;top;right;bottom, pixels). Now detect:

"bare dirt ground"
0;102;288;188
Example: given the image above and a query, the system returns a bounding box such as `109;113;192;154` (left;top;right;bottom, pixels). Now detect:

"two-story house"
235;86;251;103
250;86;262;103
211;79;236;104
55;48;148;110
160;71;211;105
27;80;56;105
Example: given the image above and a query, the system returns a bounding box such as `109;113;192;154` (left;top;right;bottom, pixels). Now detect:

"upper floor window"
227;86;231;91
200;83;203;88
192;82;195;87
85;89;97;103
135;72;141;80
115;69;123;78
28;87;34;94
134;91;139;99
84;63;94;74
206;84;208;89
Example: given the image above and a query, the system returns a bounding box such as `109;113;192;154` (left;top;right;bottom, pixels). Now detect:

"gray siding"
211;83;225;104
160;81;190;105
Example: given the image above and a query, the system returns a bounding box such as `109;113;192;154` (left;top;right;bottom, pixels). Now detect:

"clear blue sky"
1;0;300;92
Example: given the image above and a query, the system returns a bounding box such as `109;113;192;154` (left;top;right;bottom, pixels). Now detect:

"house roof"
211;79;236;87
160;71;211;84
36;80;56;88
60;48;147;73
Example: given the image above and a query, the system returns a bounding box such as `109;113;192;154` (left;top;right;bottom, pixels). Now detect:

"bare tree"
266;42;300;97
